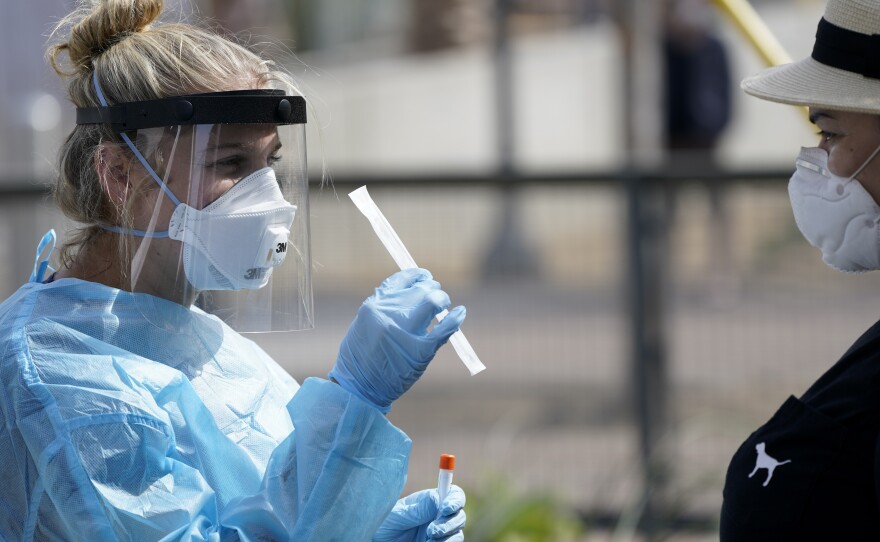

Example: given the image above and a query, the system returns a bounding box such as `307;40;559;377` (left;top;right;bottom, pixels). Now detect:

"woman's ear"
94;145;130;206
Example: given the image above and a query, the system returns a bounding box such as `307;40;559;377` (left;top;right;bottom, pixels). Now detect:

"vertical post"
615;0;670;538
494;0;514;178
482;0;540;279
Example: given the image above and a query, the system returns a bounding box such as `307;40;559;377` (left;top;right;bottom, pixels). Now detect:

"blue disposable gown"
0;273;411;541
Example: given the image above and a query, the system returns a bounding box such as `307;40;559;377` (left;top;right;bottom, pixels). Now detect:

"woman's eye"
205;155;245;170
216;156;244;167
817;130;837;142
206;153;281;172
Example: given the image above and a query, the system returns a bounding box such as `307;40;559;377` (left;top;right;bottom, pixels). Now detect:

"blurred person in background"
721;0;880;538
663;0;736;302
0;0;468;540
664;0;731;155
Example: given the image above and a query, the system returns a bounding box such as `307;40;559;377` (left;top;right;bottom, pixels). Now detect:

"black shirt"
721;319;880;540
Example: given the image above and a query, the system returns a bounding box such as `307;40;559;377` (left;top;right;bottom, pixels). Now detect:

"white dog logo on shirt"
748;442;791;487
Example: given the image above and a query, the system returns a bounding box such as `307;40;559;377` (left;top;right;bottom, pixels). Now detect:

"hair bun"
49;0;164;75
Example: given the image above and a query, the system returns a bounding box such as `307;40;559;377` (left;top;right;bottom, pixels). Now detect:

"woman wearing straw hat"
721;0;880;539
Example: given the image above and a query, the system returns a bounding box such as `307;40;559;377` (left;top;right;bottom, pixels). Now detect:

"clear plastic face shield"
78;75;312;332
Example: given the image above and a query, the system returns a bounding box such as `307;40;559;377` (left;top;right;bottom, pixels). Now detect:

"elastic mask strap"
92;71;181;209
29;230;56;283
98;224;170;238
848;142;880;183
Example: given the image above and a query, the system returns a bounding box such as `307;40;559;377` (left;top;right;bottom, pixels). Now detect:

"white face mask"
168;167;296;290
788;146;880;273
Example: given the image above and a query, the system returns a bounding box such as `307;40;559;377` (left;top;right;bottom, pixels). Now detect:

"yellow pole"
711;0;813;123
710;0;792;66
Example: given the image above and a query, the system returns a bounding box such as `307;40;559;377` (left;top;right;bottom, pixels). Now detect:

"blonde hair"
47;0;299;270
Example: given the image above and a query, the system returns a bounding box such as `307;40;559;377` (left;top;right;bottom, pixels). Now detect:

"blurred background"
4;0;878;540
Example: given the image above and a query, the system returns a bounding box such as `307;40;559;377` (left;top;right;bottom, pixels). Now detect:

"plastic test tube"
438;454;455;506
348;186;487;376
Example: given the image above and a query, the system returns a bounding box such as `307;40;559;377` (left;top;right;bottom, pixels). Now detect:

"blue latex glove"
372;486;467;542
330;268;466;413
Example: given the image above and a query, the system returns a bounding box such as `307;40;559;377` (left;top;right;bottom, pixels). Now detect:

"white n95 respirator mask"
168;167;296;290
788;146;880;272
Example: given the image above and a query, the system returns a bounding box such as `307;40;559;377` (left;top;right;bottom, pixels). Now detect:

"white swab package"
349;186;486;376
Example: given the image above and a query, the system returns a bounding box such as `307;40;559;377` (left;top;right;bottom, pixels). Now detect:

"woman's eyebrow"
210;138;282;152
211;142;253;151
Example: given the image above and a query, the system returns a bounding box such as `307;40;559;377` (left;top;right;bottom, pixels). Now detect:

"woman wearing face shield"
721;0;880;539
0;1;467;541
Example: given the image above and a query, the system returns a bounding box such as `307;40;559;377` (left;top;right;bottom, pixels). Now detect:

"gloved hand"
329;268;465;413
372;486;467;542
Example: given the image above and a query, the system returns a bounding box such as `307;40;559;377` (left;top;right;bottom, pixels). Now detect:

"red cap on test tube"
439;454;455;471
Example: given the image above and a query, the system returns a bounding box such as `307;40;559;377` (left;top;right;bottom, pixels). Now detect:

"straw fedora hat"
742;0;880;114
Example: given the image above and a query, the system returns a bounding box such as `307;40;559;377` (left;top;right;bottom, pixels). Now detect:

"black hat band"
812;17;880;79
